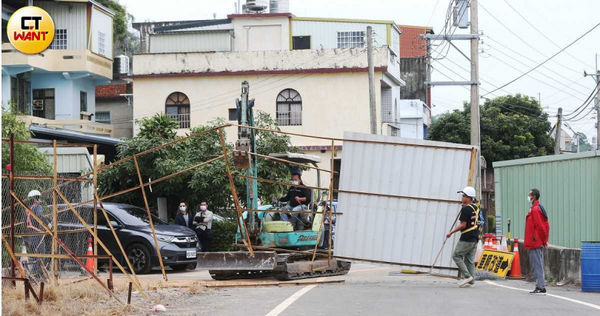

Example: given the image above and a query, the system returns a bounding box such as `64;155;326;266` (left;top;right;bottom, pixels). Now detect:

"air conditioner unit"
33;99;44;111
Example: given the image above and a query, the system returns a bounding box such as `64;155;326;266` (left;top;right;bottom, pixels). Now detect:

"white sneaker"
458;276;474;288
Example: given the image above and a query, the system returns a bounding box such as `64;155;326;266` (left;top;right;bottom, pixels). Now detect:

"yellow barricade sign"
476;250;514;277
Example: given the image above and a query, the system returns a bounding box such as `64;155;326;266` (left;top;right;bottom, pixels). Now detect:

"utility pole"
367;26;377;134
555;107;563;154
470;0;481;198
584;53;599;150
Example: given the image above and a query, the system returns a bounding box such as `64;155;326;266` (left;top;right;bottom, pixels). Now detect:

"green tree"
98;112;296;220
95;0;139;56
427;94;554;166
1;109;52;174
571;132;593;152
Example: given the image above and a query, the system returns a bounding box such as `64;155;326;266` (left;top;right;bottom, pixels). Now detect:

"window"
80;91;87;112
337;31;365;49
165;92;190;129
50;29;67;50
96;111;111;124
228;108;238;121
292;36;310;50
32;89;55;119
98;31;106;55
276;89;302;126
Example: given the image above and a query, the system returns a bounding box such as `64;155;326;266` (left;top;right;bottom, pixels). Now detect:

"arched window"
165;92;190;128
276;89;302;126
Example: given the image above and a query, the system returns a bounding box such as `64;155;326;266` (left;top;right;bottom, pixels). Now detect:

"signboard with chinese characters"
476;250;515;277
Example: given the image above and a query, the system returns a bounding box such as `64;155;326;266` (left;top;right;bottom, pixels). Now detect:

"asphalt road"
124;263;600;316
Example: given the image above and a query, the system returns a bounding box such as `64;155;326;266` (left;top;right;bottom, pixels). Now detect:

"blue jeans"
281;205;306;227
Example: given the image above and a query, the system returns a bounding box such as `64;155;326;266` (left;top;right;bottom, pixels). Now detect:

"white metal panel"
150;32;232;53
248;25;282;51
91;6;113;59
335;132;475;274
292;20;387;50
36;0;87;50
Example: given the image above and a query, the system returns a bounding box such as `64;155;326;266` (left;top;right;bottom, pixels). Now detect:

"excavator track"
208;253;351;281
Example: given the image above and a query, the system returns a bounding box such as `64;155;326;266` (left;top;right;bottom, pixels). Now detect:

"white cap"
458;186;476;198
27;190;41;198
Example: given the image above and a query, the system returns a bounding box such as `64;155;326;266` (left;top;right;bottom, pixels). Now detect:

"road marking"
265;284;317;316
485;281;600;311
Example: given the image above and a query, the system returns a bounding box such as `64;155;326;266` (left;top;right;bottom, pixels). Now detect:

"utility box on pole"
453;0;470;29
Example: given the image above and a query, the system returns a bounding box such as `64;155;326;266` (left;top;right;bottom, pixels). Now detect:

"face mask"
292;180;299;185
527;196;533;203
200;205;207;211
179;206;186;211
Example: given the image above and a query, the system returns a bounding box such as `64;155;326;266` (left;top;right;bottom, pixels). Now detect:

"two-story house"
2;0;115;137
132;13;405;186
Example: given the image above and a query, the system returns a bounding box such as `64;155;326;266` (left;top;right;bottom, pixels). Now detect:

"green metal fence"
493;151;600;249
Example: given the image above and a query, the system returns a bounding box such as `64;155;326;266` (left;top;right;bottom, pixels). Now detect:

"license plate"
186;250;196;259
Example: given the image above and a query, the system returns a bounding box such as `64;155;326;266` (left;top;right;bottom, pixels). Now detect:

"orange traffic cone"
484;238;491;250
85;237;94;272
493;238;500;250
508;238;523;279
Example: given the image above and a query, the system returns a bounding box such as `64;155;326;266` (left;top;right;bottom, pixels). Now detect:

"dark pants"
24;235;47;279
197;229;212;252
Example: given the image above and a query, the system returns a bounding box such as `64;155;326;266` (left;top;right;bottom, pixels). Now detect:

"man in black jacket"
279;170;311;230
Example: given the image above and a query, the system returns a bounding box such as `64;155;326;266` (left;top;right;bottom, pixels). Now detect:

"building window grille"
165;92;191;129
337;31;365;49
276;89;302;126
50;29;67;50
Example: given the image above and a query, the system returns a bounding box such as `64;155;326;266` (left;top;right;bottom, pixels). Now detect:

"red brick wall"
398;25;430;58
95;83;127;98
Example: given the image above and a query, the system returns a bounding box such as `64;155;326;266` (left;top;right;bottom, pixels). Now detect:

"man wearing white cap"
446;186;480;288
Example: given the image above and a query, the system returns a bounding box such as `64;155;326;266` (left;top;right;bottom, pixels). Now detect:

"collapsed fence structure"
2;123;476;308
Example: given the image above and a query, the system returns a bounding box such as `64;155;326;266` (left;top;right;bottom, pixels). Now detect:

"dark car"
58;203;199;274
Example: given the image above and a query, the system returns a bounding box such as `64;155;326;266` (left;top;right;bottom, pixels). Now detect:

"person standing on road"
194;201;213;252
174;201;194;229
25;190;50;280
446;186;480;288
525;188;550;295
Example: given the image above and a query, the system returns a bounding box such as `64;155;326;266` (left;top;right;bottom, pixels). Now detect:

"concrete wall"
132;71;383;146
518;242;582;285
400;57;427;103
31;73;96;120
231;16;289;51
2;72;10;108
133;47;390;75
96;98;133;138
150;31;232;53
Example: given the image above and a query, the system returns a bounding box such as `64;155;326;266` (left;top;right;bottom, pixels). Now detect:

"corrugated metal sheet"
36;1;87;50
38;147;94;202
149;31;232;53
292;20;388;51
335;132;476;273
91;5;113;59
493;151;600;249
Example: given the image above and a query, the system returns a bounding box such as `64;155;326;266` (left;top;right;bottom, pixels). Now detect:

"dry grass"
1;277;195;315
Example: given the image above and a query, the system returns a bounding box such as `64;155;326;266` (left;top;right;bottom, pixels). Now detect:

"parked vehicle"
58;203;199;274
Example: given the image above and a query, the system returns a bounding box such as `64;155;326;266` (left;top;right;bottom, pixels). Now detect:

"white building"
397;99;431;138
132;13;405;186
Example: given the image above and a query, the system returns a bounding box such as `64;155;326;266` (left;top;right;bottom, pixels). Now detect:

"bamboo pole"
231;124;473;151
52;140;58;280
238;151;334;174
467;147;478;186
218;129;254;257
1;175;92;181
96;125;228;174
54;188;148;299
13;228;87;237
96;194;148;299
328;140;335;265
14;253;112;259
93;145;98;274
1;233;27;278
132;155;168;281
10;191;125;305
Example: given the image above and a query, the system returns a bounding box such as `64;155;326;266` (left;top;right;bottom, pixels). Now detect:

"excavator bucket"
196;251;277;270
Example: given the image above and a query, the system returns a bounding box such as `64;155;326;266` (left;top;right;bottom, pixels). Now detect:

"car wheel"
127;243;152;274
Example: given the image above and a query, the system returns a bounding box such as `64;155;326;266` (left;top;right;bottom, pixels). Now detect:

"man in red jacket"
524;188;550;295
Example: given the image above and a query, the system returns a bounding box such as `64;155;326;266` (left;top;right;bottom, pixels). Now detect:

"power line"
482;21;600;97
501;0;595;70
563;81;600;121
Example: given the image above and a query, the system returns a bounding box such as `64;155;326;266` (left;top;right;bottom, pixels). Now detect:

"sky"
120;0;600;142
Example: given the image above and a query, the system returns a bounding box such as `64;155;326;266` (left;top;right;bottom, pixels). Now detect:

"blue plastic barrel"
581;241;600;292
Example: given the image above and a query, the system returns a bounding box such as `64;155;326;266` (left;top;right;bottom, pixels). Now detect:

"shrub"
209;220;238;251
487;215;496;234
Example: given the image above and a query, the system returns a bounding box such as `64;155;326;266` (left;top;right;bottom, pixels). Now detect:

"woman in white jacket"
193;201;213;252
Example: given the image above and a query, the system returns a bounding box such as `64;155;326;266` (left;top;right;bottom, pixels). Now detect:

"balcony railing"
168;113;190;129
18;115;114;137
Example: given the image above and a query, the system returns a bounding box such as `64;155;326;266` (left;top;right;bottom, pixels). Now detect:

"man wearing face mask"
194;201;213;252
174;202;194;229
525;188;550;295
278;169;311;230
